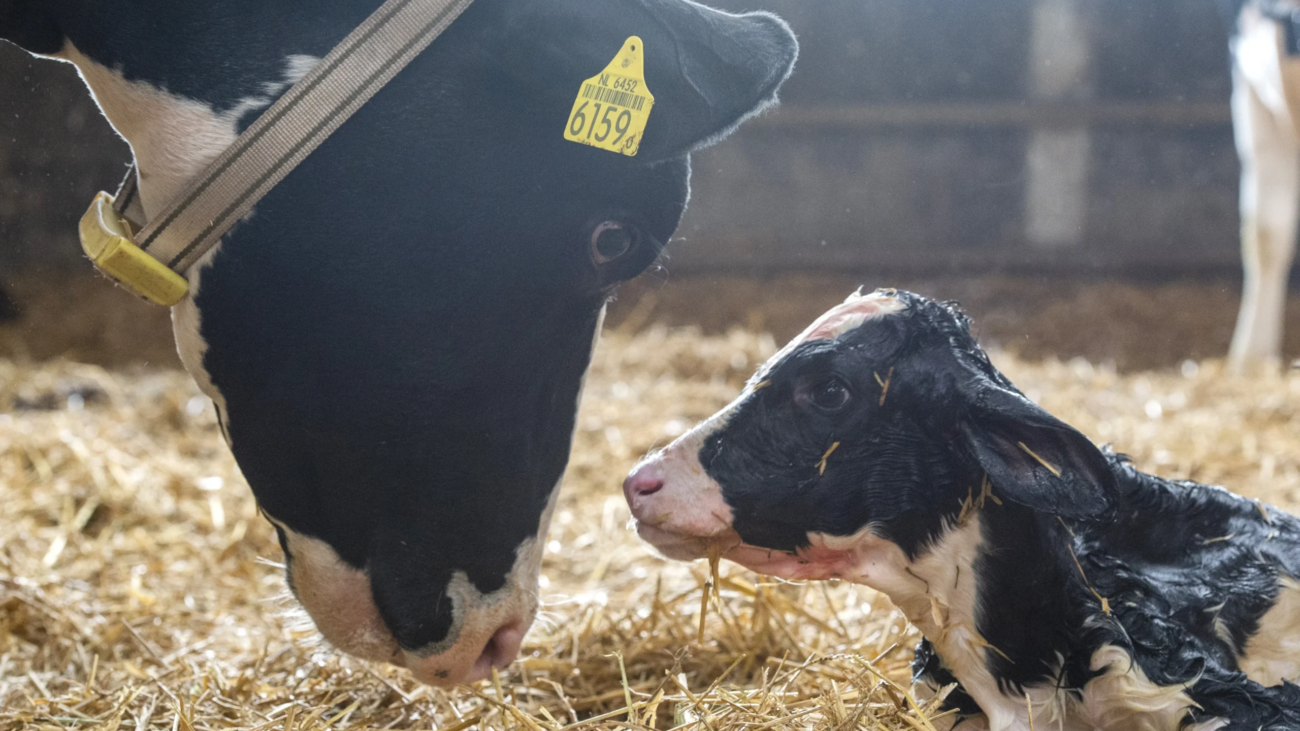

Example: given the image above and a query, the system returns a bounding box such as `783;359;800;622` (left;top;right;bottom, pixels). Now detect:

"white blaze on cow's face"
623;289;906;568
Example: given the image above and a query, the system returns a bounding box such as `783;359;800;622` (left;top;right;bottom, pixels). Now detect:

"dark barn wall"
672;0;1241;276
0;48;130;272
0;0;1241;277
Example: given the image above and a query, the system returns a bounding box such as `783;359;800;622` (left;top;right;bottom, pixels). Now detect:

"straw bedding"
1;321;1299;730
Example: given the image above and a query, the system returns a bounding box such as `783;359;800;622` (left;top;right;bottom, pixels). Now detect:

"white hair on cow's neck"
51;43;322;444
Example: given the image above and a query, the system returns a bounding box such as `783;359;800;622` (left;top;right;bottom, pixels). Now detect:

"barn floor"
1;274;1299;730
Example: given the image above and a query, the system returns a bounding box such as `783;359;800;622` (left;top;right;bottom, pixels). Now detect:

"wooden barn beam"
746;101;1233;130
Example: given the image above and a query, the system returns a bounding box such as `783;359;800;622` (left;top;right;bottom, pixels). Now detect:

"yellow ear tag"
564;36;654;157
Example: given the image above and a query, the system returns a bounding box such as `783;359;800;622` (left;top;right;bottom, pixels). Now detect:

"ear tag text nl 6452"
564;36;654;156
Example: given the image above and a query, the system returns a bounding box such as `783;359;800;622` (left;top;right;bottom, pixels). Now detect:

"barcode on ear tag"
564;36;655;156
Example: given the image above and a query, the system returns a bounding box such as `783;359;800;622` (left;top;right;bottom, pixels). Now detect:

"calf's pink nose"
624;460;665;503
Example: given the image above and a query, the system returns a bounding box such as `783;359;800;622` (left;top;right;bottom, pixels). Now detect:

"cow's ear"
493;0;797;161
631;3;798;158
959;383;1116;520
0;1;62;54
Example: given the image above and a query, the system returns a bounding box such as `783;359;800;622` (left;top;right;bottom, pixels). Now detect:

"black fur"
2;1;797;654
911;638;983;718
700;291;1300;729
0;1;61;54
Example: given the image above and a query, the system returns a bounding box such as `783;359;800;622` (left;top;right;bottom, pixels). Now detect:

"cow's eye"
590;221;640;264
797;377;852;413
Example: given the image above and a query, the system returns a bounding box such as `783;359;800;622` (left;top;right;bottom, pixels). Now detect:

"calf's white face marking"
751;289;907;385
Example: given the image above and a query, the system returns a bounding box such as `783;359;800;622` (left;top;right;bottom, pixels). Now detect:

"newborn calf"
624;289;1300;731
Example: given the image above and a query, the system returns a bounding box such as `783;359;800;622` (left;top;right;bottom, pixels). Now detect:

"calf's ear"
959;384;1115;520
493;0;798;161
0;1;62;54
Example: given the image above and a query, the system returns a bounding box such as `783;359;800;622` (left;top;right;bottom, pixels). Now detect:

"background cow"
1224;0;1300;368
0;0;797;686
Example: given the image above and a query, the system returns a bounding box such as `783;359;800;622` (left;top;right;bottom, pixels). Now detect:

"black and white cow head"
624;290;1115;578
2;0;797;685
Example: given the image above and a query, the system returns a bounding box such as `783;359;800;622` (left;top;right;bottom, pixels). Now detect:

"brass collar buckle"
79;185;189;307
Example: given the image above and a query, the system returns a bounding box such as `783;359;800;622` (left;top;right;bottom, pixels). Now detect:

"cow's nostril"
468;624;526;682
399;620;527;686
623;465;665;502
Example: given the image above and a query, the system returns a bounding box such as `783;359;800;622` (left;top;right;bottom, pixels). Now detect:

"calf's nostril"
623;468;665;501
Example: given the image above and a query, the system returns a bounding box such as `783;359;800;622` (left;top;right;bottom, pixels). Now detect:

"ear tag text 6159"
564;36;654;156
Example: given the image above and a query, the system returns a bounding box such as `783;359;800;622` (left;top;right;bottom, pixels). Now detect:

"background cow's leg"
1228;65;1300;370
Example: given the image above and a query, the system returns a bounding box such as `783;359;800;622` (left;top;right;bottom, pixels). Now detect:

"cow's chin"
634;521;860;583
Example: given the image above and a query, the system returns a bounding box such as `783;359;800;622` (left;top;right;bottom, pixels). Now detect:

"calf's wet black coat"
1;0;797;669
694;292;1300;729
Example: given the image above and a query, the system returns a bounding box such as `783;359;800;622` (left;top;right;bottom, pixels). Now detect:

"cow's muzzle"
275;522;536;686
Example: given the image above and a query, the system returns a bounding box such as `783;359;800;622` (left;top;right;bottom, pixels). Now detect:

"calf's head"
625;290;1115;580
3;0;796;684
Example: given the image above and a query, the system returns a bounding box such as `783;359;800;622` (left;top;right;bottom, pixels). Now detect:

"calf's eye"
591;221;640;264
798;378;852;412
